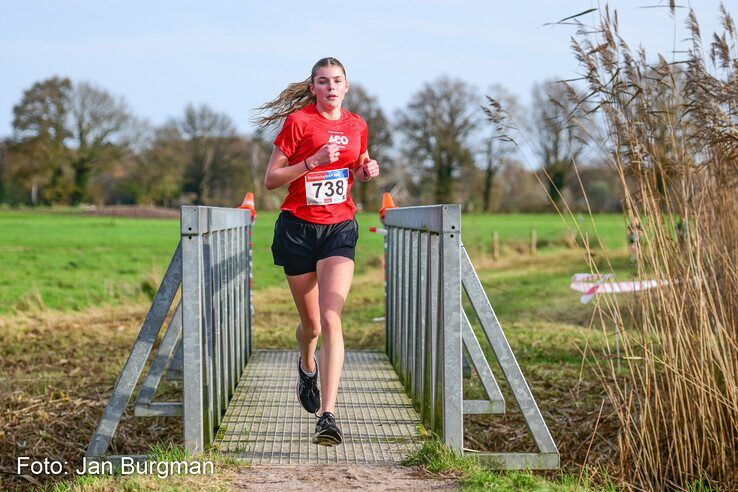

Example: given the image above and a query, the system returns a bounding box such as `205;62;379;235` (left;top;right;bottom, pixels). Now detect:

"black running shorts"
271;211;359;276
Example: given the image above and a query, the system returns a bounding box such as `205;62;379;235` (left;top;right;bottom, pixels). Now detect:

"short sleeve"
359;118;368;154
273;114;303;159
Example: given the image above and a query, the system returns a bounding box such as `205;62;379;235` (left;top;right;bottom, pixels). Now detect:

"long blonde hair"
254;57;346;129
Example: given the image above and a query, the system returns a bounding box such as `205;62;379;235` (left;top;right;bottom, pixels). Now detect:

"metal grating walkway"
214;350;423;464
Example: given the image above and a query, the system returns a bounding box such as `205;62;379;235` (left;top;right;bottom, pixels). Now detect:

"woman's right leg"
287;271;321;372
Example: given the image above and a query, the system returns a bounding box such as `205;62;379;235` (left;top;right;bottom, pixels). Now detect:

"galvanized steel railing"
383;204;559;469
86;205;253;458
181;205;253;452
385;205;464;448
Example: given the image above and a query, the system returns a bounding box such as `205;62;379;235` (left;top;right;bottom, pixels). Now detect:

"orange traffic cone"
238;192;257;221
379;192;397;221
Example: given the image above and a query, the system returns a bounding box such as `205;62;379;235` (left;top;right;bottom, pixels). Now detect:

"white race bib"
305;168;349;206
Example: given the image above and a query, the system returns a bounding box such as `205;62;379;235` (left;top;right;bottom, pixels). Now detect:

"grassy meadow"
0;208;632;490
0;209;628;314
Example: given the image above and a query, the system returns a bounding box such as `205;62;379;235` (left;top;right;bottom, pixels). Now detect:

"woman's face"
310;65;349;110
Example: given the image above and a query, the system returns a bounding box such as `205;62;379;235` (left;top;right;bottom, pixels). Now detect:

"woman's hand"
307;143;340;170
357;158;379;182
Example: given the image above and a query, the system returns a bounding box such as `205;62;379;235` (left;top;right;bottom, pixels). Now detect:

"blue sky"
0;1;729;137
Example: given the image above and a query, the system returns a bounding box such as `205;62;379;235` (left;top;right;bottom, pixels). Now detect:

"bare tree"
127;122;187;206
481;84;520;212
396;77;479;203
10;76;73;203
343;84;393;210
178;104;238;204
69;82;135;203
206;135;254;207
0;140;5;203
13;76;71;143
248;128;277;209
529;79;588;205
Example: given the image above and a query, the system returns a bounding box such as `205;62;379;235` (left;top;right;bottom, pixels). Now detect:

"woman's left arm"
354;151;380;182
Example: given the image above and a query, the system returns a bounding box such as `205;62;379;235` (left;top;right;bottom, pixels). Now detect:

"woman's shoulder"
280;105;315;133
286;104;314;123
341;108;367;128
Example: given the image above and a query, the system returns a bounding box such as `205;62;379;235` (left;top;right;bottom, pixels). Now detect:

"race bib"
305;168;349;206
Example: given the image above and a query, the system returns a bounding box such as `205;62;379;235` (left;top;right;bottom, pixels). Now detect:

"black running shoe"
296;356;320;414
312;411;343;446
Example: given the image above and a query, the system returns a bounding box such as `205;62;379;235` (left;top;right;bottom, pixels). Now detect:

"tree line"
0;75;622;212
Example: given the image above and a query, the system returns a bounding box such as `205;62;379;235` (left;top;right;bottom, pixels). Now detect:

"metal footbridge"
86;204;559;469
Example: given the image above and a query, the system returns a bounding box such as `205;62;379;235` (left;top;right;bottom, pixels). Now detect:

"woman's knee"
320;310;343;335
299;318;322;339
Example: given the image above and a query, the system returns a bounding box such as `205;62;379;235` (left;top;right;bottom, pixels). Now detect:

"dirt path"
230;464;459;490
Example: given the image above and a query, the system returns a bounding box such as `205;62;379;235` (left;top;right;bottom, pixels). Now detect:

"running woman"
257;57;380;446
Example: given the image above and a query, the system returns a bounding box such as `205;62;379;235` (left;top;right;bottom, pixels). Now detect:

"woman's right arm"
263;144;340;190
263;147;306;190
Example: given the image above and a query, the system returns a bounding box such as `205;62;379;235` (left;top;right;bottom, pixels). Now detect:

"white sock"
300;356;317;377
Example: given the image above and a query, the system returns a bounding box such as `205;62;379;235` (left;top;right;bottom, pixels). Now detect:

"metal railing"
383;204;559;469
86;205;253;458
181;205;253;452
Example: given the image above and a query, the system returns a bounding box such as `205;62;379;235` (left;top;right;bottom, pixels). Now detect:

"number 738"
312;180;344;197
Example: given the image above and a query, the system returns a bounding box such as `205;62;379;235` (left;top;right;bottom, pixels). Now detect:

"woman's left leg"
315;255;355;414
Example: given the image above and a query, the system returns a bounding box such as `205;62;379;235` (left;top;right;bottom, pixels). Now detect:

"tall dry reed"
570;4;738;489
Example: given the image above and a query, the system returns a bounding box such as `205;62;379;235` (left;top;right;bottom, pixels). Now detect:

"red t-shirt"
274;103;368;224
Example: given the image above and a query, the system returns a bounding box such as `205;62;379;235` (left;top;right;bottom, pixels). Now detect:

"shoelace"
304;374;318;395
317;412;335;425
306;386;317;401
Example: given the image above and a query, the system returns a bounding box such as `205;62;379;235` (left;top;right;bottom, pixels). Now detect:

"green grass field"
0;209;629;314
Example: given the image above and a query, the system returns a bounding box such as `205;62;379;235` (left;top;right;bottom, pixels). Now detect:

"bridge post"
439;205;463;452
181;206;206;453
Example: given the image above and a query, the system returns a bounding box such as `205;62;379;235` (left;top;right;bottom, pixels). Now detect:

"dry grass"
567;4;738;489
0;305;183;489
462;320;619;480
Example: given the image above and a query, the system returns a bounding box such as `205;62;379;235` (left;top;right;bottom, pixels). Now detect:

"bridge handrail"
383;204;559;469
384;204;464;449
181;205;253;452
86;205;253;458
